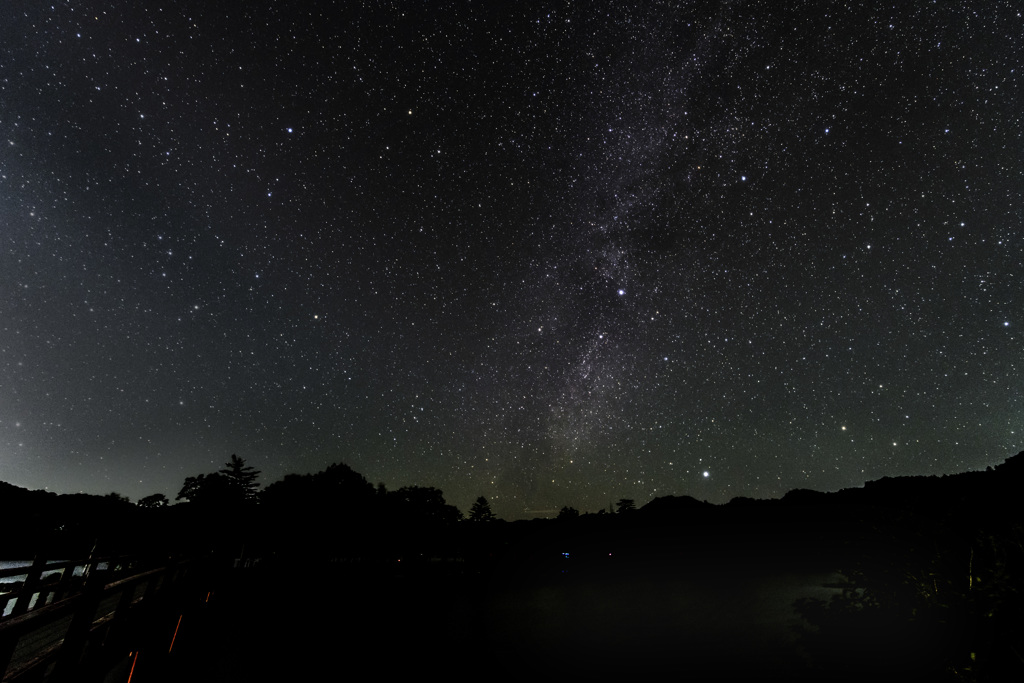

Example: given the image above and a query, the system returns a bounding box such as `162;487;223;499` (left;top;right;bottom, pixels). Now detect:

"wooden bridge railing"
0;554;200;682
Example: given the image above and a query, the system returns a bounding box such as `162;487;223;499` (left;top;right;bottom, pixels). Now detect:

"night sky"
1;1;1021;519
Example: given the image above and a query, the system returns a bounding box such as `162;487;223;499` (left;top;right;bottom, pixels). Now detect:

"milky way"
1;1;1021;518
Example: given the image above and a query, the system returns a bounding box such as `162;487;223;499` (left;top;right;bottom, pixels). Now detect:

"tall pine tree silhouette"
220;454;261;502
468;496;496;522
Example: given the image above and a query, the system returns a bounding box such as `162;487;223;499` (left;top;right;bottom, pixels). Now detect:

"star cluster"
1;1;1021;518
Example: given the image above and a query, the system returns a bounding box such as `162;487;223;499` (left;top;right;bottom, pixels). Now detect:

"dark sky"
1;0;1021;519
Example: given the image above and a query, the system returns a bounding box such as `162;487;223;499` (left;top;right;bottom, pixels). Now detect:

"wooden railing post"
50;567;107;682
51;561;77;604
11;556;47;617
82;541;99;580
0;633;17;681
0;591;14;619
101;580;137;656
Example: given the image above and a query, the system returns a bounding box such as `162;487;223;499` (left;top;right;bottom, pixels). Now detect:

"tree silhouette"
220;454;261;501
137;493;169;508
615;498;636;514
261;462;377;525
557;505;580;520
468;496;496;522
388;486;463;525
176;472;237;505
262;462;374;510
318;462;374;498
176;474;200;502
259;462;380;559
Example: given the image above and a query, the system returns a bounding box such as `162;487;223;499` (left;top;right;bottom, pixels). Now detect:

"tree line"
139;454;502;523
133;454;642;524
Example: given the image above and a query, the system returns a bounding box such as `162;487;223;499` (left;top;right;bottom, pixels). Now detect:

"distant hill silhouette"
637;494;712;515
623;450;1024;524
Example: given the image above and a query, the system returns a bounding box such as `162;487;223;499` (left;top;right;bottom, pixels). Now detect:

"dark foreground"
125;551;948;683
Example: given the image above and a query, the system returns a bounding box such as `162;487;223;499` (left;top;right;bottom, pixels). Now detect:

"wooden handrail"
101;566;168;593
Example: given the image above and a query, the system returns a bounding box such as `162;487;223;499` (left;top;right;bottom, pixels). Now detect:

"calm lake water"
484;567;846;678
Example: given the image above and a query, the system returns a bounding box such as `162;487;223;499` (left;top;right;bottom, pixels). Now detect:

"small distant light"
617;289;625;296
702;471;709;478
1004;321;1010;327
286;127;293;133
